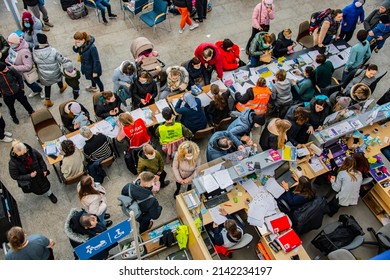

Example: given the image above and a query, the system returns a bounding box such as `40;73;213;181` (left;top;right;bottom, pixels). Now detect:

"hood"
238;109;254;128
64;208;89;243
33;45;54;60
80;36;96;54
277;31;285;40
9;143;33;160
15;39;29;52
119;60;133;73
382;0;390;10
215;41;228;54
274;79;291;91
352;0;365;5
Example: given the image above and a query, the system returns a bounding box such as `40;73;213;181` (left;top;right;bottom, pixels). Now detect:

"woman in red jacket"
194;42;223;85
116;113;150;150
215;39;244;71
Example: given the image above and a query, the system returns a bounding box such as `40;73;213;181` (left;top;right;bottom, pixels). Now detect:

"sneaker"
104;213;111;219
85;86;98;92
42;25;50;32
162;180;170;188
374;47;379;53
12;117;19;124
106;220;113;227
4;131;12;137
48;193;57;204
60;83;67;93
108;14;117;18
28;91;40;98
189;22;199;30
179;28;184;34
0;136;13;143
45;21;54;27
40;92;45;99
44;99;54;107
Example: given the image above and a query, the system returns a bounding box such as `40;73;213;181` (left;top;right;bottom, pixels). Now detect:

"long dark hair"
224;219;242;240
210;84;227;111
294;176;315;199
304;65;316;85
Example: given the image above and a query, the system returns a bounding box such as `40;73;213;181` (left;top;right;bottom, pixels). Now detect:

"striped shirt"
83;134;113;162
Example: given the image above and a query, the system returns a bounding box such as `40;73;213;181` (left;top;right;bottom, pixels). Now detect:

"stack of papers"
247;186;277;226
209;206;228;225
201;174;219;193
44;140;58;156
155;99;170;112
196;92;212;107
307;50;320;61
200;169;234;192
241;179;260;197
211;79;227;90
68;133;86;149
234;82;254;94
233;69;250;84
264;178;285;199
282;145;297;161
309;157;325;173
328;54;346;69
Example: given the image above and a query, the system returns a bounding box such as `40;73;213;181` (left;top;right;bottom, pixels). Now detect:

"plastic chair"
327;248;356;260
213;117;233;131
362;224;390;254
139;0;171;35
62;171;87;187
30;108;63;144
192;126;215;141
84;0;101;22
296;20;314;49
228;233;253;250
92;92;103;121
122;0;149;30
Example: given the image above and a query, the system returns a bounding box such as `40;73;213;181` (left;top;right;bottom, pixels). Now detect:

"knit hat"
7;33;20;45
264;0;273;5
0;62;6;72
36;33;48;44
161;107;173;121
336;96;351;109
380;14;390;24
21;11;33;24
63;61;74;72
222;39;234;50
382;0;390;10
70;102;82;115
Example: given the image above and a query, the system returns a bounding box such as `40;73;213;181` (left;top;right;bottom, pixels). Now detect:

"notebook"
269;215;291;234
276;228;301;253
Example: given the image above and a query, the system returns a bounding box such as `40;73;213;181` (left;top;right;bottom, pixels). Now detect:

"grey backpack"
67;3;88;20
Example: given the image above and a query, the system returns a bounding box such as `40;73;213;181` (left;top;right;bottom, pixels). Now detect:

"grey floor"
0;0;388;260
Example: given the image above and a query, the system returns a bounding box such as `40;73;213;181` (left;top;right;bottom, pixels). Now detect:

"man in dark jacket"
184;57;207;89
206;130;245;162
364;0;390;44
0;34;10;63
272;29;296;58
0;62;34;124
95;91;122;119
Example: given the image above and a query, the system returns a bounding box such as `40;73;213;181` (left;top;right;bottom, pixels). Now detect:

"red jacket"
123;118;150;150
215;41;240;71
194;43;224;79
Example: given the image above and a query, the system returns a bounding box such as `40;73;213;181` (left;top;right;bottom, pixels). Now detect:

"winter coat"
172;153;201;182
215;41;240;71
309;100;330;129
205;91;230;124
344;40;371;71
194;43;224;79
285;105;311;146
73;36;102;80
166;66;189;92
270;79;293;107
249;32;272;57
314;61;334;88
9;143;50;195
95;94;122;119
227;109;256;145
259;118;279;151
293;78;316;102
77;183;107;216
6;39;34;74
206;131;241;162
364;0;390;40
112;60;136;92
251;1;275;29
0;67;24;97
61;102;90;132
33;44;69;86
272;31;294;58
137;150;164;175
63;69;81;89
0;34;9;62
175;98;207;133
184;59;207;88
23;15;43;49
129;182;162;220
369;22;390;38
341;0;365;32
173;0;192;10
130;79;158;109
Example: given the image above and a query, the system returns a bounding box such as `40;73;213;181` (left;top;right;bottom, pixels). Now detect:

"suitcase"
61;0;77;11
67;3;88;20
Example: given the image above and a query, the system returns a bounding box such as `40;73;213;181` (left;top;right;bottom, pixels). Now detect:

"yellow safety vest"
236;86;271;115
159;122;183;144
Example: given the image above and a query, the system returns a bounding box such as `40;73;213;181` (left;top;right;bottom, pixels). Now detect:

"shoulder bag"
22;64;39;84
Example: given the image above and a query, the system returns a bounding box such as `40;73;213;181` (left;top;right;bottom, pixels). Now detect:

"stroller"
130;37;165;78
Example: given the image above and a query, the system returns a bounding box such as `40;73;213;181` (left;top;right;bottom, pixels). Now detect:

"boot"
60;83;67;93
44;21;54;27
42;25;50;31
45;99;53;107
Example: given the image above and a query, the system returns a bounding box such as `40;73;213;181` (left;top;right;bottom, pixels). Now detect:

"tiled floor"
0;0;388;260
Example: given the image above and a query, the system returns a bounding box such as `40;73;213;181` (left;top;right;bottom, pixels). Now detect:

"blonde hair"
275;69;287;81
339;157;359;182
177;141;200;166
283;28;292;37
143;144;155;155
275;119;292;148
256;77;267;87
119;113;134;126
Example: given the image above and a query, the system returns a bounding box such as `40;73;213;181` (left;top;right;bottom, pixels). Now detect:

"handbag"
18;180;32;193
22;65;39;84
259;50;273;63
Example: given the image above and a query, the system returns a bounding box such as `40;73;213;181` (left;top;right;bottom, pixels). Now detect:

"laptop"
274;161;296;186
329;144;345;158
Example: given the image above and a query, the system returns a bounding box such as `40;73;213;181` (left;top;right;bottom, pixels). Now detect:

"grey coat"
33;45;69;86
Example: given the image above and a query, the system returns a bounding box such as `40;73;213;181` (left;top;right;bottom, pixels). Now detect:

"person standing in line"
62;61;81;100
340;0;366;42
21;11;43;49
5;226;55;260
173;0;199;33
23;0;54;31
0;34;10;63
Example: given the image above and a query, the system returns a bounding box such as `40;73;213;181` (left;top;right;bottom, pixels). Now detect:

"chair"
315;77;341;96
59;100;76;134
228;233;254;250
362;224;390;254
270;33;276;44
92;92;103;121
100;155;116;181
327;248;357;260
139;0;171;35
62;171;87;186
213;117;233;131
30;108;63;144
192;126;215;141
84;0;101;22
296;20;314;49
122;0;149;30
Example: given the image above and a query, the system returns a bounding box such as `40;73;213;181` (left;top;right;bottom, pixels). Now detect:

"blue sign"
75;219;131;260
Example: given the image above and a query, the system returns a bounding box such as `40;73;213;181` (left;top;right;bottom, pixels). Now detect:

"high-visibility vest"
159;122;183;144
236;86;271;114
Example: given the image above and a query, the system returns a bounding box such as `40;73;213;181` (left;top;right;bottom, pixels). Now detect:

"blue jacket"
370;22;390;37
344;40;371;71
227;109;254;145
206;131;242;162
341;0;365;32
175;98;207;133
73;36;102;80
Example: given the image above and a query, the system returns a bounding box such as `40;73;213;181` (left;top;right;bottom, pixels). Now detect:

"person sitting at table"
269;69;293;118
291;66;317;102
248;32;273;67
159;65;189;100
279;175;316;210
272;28;296;58
116;112;150;150
112;60;137;94
307;99;331;132
235;77;272;115
137;144;170;190
206;131;246;162
352;152;370;177
314;9;343;47
194;42;224;84
259;118;291;151
173;141;201;198
314;54;335;90
95;91;122;119
204;84;231;126
340;64;380;97
61;101;91;132
215;39;244;71
183;57;207;89
328;156;363;217
227;109;265;146
212;207;244;249
60;139;85;180
174;92;207;134
285;106;311;147
131;71;158;109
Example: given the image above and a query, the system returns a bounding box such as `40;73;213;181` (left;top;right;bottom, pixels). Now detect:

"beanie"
161;107;173;121
70;102;82;115
0;62;7;72
264;0;273;5
382;0;390;10
21;11;33;23
36;33;48;44
63;61;74;72
380;14;390;24
7;33;20;45
336;97;351;109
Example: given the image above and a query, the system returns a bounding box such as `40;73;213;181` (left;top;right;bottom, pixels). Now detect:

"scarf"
183;92;198;111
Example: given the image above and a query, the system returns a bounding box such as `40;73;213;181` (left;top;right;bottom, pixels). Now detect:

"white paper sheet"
299;53;313;65
155;113;165;124
327;54;345;69
58;135;67;143
326;44;339;55
211;79;227;90
130;108;146;121
309;158;325;173
196;92;212;107
222;70;235;82
308;50;320;61
155;99;170;113
201;174;220;193
264;178;285;199
241;179;260;197
267;62;280;74
336;44;347;50
212;169;233;189
202;163;224;175
68;133;86;149
249;74;260;85
208;206;228;225
170;98;180;108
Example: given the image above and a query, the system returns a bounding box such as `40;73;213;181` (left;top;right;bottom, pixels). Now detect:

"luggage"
67;3;88;20
61;0;77;11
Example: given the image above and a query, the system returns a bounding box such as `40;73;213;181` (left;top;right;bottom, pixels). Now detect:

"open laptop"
274;161;296;186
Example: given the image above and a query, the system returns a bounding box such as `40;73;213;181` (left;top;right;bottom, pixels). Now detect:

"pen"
224;204;232;207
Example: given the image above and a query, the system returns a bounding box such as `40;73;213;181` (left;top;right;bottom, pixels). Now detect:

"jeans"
98;209;107;227
28;3;49;22
138;212;152;233
45;81;64;100
250;56;260;67
3;90;35;118
25;80;42;93
0;116;5;139
90;76;104;92
323;34;333;45
95;0;112;19
204;66;214;85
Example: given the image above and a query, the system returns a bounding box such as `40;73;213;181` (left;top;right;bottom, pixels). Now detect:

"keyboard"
204;193;229;209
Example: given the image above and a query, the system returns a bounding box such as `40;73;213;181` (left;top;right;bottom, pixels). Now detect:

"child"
367;14;390;52
63;61;81;99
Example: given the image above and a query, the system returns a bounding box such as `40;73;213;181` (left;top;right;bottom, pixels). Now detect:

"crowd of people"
1;0;389;260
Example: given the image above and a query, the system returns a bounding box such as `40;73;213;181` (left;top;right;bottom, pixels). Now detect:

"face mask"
185;155;193;160
355;2;363;8
10;45;17;49
285;36;292;40
24;23;31;28
193;65;201;70
261;42;270;49
265;4;272;9
140;80;147;84
148;153;155;160
76;42;83;47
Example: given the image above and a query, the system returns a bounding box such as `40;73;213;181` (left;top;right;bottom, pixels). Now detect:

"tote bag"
22;65;39;84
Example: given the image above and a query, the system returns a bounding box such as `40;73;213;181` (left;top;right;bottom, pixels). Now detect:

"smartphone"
377;171;383;176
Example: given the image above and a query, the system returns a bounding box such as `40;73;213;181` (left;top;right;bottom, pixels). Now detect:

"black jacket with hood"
273;31;294;58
